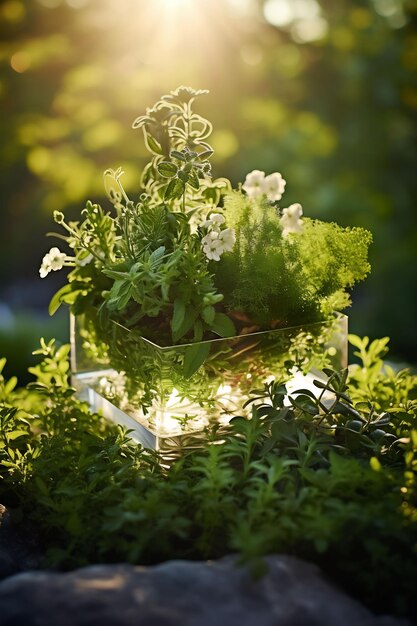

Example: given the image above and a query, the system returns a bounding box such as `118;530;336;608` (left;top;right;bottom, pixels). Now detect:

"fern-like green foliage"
215;192;372;328
1;337;417;618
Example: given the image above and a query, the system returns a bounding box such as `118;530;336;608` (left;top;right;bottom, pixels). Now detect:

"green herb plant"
40;86;371;347
1;335;416;620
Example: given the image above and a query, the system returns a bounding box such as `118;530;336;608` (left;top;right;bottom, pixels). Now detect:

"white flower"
280;203;303;237
202;213;225;231
219;227;236;252
262;172;286;201
202;231;223;261
39;247;67;278
39;264;49;279
209;213;225;226
202;227;236;261
242;170;265;198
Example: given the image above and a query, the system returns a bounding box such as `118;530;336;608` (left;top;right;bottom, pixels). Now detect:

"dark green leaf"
157;161;179;178
198;149;214;159
290;394;318;415
187;169;200;190
171;299;186;334
164;178;185;200
170;150;187;161
211;313;236;338
172;306;198;342
183;342;210;378
193;319;203;342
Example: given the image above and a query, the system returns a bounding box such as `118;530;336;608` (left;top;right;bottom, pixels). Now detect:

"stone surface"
0;505;42;581
0;554;409;626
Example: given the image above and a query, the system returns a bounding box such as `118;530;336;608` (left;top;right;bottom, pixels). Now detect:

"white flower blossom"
262;172;286;201
39;247;67;278
209;213;225;226
202;230;223;261
280;203;303;237
219;227;236;253
242;170;265;198
202;213;225;231
202;226;236;261
243;170;287;202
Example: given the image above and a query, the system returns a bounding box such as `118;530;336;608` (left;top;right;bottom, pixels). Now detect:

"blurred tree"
0;0;416;372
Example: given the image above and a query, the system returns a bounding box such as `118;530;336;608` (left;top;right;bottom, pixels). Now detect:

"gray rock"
0;555;409;626
0;505;42;581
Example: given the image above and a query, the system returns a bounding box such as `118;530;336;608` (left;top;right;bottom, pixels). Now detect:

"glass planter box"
71;312;347;455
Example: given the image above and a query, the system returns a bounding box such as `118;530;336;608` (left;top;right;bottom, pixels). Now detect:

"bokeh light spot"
66;0;90;8
1;1;25;23
10;51;31;73
291;17;328;43
240;44;263;66
263;0;293;27
211;130;239;161
82;120;123;152
349;8;373;30
27;147;51;175
37;0;62;7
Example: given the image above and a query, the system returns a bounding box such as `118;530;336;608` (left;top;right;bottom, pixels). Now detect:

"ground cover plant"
0;335;416;620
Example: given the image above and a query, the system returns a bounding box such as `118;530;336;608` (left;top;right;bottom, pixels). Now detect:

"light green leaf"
7;430;29;441
348;334;368;349
144;133;163;155
202;306;215;324
48;284;75;316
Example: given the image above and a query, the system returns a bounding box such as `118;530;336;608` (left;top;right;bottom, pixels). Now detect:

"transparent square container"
71;312;347;454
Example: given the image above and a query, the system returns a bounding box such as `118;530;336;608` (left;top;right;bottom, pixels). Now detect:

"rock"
0;554;409;626
0;505;42;580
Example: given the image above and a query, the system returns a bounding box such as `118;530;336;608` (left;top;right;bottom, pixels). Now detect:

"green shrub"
0;336;416;619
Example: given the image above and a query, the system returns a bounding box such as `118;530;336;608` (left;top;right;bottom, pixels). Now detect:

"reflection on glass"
71;312;347;453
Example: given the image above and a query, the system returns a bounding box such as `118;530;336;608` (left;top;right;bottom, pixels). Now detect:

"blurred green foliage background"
0;0;416;380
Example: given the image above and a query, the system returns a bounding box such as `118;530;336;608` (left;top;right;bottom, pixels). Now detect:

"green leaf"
211;313;236;338
178;170;189;183
149;246;166;267
202;306;215;324
131;114;152;129
198;149;214;159
157;161;179;178
187;169;200;190
170;150;187;162
144;133;163;155
193;319;203;342
48;284;75;315
7;430;29;441
370;456;382;472
183;342;211;378
290;394;318;415
172;306;198;343
164;178;185;201
171;299;186;334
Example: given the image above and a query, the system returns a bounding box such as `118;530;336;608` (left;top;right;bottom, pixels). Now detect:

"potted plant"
40;86;371;451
